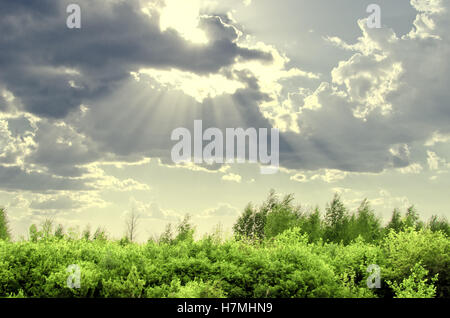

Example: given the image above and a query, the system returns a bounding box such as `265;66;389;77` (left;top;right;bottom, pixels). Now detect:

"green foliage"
29;224;41;242
0;191;449;299
351;199;382;242
93;227;108;241
0;208;11;241
174;214;195;243
382;227;450;298
427;215;450;237
169;279;226;298
264;194;301;239
387;263;438;298
233;203;267;241
54;224;65;239
386;209;403;233
324;194;351;244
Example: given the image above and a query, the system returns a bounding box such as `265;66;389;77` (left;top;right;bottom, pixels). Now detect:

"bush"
382;228;450;297
387;263;438;298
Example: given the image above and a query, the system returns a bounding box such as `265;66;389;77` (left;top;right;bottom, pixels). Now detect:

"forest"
0;191;449;298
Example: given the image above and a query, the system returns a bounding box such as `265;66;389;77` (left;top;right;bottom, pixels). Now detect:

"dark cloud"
1;0;449;184
0;0;272;118
0;165;92;192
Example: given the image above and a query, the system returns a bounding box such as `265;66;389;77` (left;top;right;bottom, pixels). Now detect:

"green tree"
233;203;260;240
353;199;382;242
301;207;323;243
264;193;300;239
0;208;11;241
159;223;174;244
404;205;422;230
41;218;54;239
54;224;65;239
427;215;450;236
93;227;108;241
174;214;195;243
386;208;403;233
29;224;41;242
324;194;350;244
82;225;92;241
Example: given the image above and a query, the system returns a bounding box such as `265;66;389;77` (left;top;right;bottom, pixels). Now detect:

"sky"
1;0;449;241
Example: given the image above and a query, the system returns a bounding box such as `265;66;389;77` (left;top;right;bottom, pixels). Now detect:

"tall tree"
324;194;350;243
301;207;323;243
353;199;382;242
404;205;422;229
264;193;301;239
386;208;403;233
427;215;450;236
54;224;65;239
174;214;195;243
0;207;11;241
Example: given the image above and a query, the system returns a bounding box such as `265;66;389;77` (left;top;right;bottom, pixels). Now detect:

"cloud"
29;192;107;211
397;163;424;174
290;173;307;183
275;0;450;173
203;203;240;217
427;151;447;171
425;131;450;146
222;173;242;183
129;198;179;221
311;169;348;183
0;0;271;118
1;0;450;202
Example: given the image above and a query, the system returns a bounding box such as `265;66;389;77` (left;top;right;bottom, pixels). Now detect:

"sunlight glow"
159;0;208;44
136;68;245;102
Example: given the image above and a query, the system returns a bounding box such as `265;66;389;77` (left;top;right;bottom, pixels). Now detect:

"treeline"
233;191;450;244
0;192;449;298
2;191;448;244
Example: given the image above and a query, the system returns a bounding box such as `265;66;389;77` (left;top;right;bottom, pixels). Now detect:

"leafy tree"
82;225;92;241
386;208;403;233
234;190;299;241
233;203;261;240
29;224;41;242
174;214;195;243
54;224;65;239
404;205;423;230
427;215;450;237
159;223;174;244
264;194;301;239
352;199;382;242
0;208;11;241
41;218;54;239
324;194;350;244
93;227;108;241
300;207;323;243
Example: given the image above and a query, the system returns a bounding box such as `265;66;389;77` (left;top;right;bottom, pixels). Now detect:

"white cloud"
311;169;348;183
397;163;423;174
426;151;447;171
290;173;307;183
222;173;242;183
425;131;450;146
203;203;240;217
